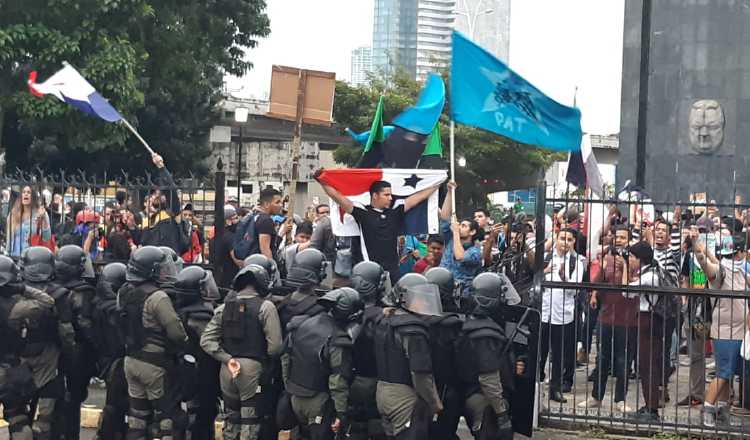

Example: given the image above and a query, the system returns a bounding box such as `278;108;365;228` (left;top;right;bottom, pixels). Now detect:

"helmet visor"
201;271;220;301
403;283;443;316
158;259;178;284
498;273;522;306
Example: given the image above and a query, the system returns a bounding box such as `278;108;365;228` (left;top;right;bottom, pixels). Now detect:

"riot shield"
491;303;541;438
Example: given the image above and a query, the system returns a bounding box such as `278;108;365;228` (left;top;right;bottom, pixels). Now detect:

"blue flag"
393;73;446;135
450;31;582;152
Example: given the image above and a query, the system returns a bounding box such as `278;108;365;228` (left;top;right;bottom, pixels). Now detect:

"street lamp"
234;107;249;202
455;3;495;40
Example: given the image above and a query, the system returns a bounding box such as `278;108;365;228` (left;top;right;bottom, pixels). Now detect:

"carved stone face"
689;99;725;154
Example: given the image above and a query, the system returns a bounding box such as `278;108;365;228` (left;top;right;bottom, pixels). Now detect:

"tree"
332;71;562;216
0;0;270;176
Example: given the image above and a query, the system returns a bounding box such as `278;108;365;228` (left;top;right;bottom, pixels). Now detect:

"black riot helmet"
176;266;220;302
424;267;459;312
0;255;20;287
472;272;521;316
126;246;167;283
285;248;327;288
20;246;56;283
318;287;364;322
158;246;184;272
350;261;386;303
98;262;127;300
387;273;443;316
233;264;270;297
101;262;127;292
55;245;87;281
243;254;278;289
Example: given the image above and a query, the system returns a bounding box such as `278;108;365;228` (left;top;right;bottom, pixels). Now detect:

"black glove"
496;411;513;440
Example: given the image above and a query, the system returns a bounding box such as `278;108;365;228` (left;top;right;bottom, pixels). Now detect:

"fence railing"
534;184;750;437
0;161;226;278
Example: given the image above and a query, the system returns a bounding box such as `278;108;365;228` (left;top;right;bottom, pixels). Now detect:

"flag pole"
120;119;156;156
450;120;456;215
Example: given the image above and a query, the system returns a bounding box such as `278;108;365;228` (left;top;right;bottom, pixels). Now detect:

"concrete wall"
618;0;750;203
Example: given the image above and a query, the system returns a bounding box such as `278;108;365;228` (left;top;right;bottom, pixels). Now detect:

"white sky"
227;0;625;134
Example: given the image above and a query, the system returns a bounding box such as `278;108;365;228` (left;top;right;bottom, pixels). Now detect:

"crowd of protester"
5;154;750;432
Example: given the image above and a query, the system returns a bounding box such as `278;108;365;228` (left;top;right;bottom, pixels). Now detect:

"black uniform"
424;312;463;440
348;304;385;440
373;311;442;439
176;297;219;440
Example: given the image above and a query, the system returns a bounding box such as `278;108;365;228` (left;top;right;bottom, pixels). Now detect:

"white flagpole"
450;120;456;215
120;119;156;156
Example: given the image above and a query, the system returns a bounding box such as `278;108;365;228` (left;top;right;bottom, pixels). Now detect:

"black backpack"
232;214;260;260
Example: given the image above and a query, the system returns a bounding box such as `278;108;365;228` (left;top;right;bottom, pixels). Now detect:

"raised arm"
405;179;445;213
317;182;353;214
439;181;455;220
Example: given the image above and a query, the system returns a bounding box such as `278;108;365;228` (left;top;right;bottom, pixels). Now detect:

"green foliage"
332;70;560;215
0;0;270;176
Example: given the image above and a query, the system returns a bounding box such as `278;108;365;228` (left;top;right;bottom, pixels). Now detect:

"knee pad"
240;396;260;425
4;406;31;434
128;397;151;433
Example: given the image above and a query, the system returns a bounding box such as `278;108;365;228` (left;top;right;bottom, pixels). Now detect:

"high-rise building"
373;0;454;81
350;46;373;87
453;0;510;62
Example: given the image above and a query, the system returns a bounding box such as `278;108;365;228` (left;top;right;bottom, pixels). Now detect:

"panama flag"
27;64;122;122
317;168;447;237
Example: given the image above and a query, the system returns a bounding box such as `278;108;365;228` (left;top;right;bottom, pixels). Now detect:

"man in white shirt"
539;228;586;403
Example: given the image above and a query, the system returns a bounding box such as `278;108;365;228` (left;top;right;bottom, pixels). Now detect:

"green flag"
422;123;443;156
364;96;385;153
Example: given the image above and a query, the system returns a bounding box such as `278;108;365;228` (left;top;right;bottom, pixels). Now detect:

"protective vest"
456;317;506;392
31;282;73;325
221;296;267;360
64;279;97;344
425;312;463;388
277;292;325;333
374;312;430;386
120;283;168;357
287;313;345;395
1;286;58;357
92;297;126;360
352;305;383;378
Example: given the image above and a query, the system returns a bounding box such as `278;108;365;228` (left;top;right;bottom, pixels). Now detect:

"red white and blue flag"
28;64;122;123
317;168;447;237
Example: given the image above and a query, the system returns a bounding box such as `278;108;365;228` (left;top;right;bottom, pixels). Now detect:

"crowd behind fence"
536;184;750;436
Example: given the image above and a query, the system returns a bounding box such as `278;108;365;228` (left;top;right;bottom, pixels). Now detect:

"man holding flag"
314;170;445;283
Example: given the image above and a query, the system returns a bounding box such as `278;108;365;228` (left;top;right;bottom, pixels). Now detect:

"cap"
695;216;714;232
718;234;746;256
224;205;237;219
183;203;194;212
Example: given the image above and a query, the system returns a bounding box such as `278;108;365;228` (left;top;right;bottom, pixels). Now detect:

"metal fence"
534;183;750;437
0;160;227;278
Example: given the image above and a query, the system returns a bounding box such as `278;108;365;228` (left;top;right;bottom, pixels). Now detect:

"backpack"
232;214;260;260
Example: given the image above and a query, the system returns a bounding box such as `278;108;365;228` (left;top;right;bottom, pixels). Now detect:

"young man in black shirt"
254;188;283;260
317;177;442;282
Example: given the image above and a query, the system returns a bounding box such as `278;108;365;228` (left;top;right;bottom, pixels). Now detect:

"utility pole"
285;69;308;243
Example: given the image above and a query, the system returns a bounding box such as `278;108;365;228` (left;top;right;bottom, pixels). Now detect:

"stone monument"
617;0;750;203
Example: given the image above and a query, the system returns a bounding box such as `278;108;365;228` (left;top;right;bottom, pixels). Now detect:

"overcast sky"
227;0;625;134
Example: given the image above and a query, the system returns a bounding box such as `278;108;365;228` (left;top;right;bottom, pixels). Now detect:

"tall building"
373;0;454;81
350;46;373;87
453;0;510;62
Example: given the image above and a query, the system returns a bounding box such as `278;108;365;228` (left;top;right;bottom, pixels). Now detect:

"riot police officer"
276;248;328;331
244;254;279;290
54;244;99;440
284;287;363;440
0;255;65;440
348;261;387;440
174;266;221;440
374;273;443;440
456;272;514;440
92;262;128;440
200;264;283;440
119;246;189;440
423;267;463;439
